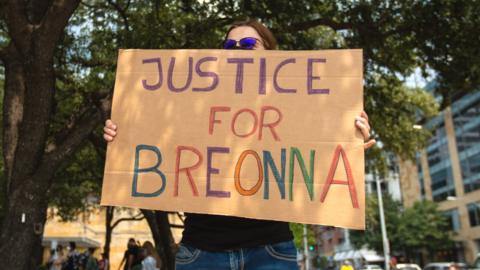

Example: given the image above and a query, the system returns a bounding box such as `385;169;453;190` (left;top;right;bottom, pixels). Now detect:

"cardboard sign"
101;49;365;229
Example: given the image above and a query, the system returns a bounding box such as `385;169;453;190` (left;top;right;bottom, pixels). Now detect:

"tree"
0;1;106;269
396;201;453;261
104;206;144;266
351;194;453;262
351;193;403;253
0;1;477;269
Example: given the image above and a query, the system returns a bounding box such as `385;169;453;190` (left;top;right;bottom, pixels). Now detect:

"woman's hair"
143;241;162;268
225;19;277;50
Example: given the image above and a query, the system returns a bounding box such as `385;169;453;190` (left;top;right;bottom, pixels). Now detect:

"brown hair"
143;241;162;268
225;19;277;50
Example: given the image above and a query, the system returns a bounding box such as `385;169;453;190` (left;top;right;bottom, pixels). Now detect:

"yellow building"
42;207;183;269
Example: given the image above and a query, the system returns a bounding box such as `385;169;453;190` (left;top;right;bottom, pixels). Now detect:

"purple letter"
142;58;163;91
227;58;254;94
307;58;329;94
206;147;231;198
258;58;266;95
273;58;297;93
193;57;219;92
168;57;193;92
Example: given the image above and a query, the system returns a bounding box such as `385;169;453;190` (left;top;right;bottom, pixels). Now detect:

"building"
399;91;480;263
317;158;402;267
42;207;184;269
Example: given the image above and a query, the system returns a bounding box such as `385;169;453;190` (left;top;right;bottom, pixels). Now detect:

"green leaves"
351;194;453;257
0;0;473;225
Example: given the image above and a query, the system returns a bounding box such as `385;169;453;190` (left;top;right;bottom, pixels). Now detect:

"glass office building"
410;90;480;263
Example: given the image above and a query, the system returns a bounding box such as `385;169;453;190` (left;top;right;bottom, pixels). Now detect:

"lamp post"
304;224;312;270
373;169;390;270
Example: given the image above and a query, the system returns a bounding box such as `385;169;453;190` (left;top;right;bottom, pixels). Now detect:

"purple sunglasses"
223;37;261;50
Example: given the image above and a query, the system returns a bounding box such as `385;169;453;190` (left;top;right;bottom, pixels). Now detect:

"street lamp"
304;224;312;270
368;170;390;270
375;172;390;270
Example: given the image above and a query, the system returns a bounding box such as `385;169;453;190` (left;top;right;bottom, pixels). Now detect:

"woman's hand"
355;111;376;149
103;119;117;142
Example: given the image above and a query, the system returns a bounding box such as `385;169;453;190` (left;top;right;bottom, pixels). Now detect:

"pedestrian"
98;253;109;270
341;260;355;270
85;247;99;270
64;242;81;270
48;244;66;270
141;241;161;270
118;238;142;270
390;256;398;270
103;18;375;270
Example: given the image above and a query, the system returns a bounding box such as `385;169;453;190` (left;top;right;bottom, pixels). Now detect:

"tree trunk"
0;175;50;269
0;2;99;269
104;206;114;267
142;210;176;270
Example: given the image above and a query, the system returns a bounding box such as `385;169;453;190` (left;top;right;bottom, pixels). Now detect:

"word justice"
140;56;330;95
131;144;359;209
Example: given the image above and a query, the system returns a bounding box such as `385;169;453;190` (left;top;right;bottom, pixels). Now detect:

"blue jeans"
175;240;299;270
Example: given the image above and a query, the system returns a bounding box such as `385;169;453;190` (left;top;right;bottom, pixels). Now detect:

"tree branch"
286;18;353;32
89;133;107;160
107;0;130;32
0;46;5;62
69;55;112;68
176;212;185;224
38;0;81;57
42;106;102;173
112;212;144;229
4;0;32;54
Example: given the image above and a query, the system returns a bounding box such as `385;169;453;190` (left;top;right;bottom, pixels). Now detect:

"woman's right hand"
103;119;117;142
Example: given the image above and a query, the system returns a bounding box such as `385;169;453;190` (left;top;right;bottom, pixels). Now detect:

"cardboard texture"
101;49;365;229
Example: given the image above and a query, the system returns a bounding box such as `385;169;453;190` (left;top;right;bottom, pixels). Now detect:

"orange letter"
174;146;203;196
209;106;231;135
234;150;263;196
259;105;282;141
319;145;359;208
231;108;258;138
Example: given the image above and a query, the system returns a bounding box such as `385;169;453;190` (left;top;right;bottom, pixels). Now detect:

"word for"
140;57;330;95
131;144;359;208
209;105;282;141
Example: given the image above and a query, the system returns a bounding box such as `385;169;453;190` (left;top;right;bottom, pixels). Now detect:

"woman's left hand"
355;111;376;149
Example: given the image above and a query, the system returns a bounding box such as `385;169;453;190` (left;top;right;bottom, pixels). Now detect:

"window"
443;209;461;232
460;152;480;193
430;167;456;202
417;154;426;198
427;123;449;169
453;97;480;193
467;202;480;227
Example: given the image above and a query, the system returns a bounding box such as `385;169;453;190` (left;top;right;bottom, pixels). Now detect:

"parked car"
423;262;468;270
397;263;422;270
361;264;384;270
472;254;480;270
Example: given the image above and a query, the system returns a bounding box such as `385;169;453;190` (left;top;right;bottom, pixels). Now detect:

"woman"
104;19;375;270
49;245;66;270
141;241;161;270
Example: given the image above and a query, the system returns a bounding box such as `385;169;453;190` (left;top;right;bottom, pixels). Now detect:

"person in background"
49;244;66;270
85;247;99;270
46;248;55;269
103;18;375;270
98;253;109;270
340;260;355;270
118;238;142;270
141;241;161;270
65;242;81;270
390;256;398;270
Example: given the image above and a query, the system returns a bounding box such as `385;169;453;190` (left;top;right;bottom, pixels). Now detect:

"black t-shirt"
180;213;293;251
123;246;142;270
